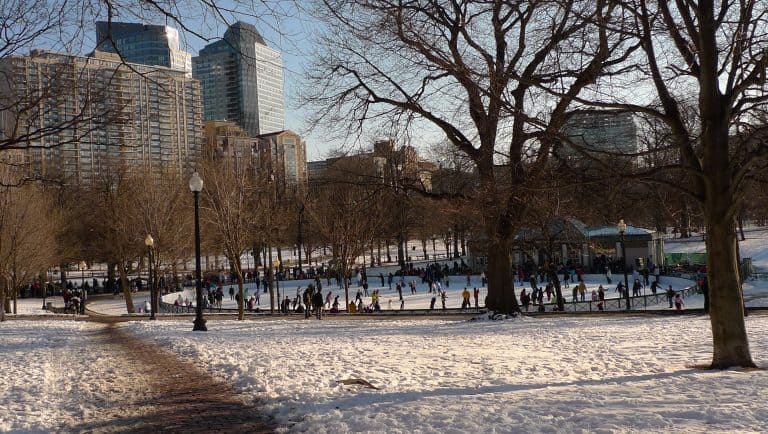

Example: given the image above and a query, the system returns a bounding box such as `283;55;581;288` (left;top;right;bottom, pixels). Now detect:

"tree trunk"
370;244;375;267
706;218;755;368
453;226;460;258
268;246;275;313
235;262;245;321
0;283;6;320
344;268;350;313
484;239;520;314
118;264;135;314
397;232;406;270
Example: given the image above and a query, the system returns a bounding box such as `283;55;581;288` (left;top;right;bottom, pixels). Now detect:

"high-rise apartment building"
0;50;202;184
95;21;192;74
558;110;638;162
193;22;284;137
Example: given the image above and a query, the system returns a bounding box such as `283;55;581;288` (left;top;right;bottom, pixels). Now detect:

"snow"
0;321;157;432
6;297;63;316
4;315;766;432
664;227;768;271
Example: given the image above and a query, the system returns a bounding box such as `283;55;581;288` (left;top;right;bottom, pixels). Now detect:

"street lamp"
145;234;156;320
273;259;281;307
190;171;207;331
78;260;87;315
42;268;50;310
617;219;631;311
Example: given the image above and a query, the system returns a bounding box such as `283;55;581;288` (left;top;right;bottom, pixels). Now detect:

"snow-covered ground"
0;321;158;432
3;315;768;433
665;227;768;271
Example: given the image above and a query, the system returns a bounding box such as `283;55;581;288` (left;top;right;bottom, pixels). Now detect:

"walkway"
70;319;274;433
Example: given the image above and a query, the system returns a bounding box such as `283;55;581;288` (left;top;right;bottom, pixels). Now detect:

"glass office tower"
193;21;284;136
95;21;192;74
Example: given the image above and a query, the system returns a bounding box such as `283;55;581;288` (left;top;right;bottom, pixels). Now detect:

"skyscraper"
95;21;192;74
0;50;202;184
193;22;284;137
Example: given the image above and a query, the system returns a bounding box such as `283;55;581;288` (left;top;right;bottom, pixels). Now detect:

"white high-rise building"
254;42;285;135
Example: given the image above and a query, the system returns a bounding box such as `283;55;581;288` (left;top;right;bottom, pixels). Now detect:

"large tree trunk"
233;259;245;320
453;225;460;258
706;217;754;368
1;281;7;320
118;264;135;314
268;246;275;314
484;239;520;314
344;267;350;313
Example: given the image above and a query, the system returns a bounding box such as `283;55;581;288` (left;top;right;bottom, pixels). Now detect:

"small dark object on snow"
338;378;379;389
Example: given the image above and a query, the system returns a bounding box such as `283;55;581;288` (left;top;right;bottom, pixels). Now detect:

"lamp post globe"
617;219;630;311
190;172;207;331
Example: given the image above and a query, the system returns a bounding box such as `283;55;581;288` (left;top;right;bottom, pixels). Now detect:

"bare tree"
306;0;633;314
581;0;768;369
307;156;386;312
0;177;61;320
199;157;258;319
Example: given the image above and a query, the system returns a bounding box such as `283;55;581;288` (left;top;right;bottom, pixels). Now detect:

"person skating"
674;293;685;311
666;284;675;308
312;288;324;319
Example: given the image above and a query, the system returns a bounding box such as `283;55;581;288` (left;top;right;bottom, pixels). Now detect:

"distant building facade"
202;122;307;195
558;110;639;163
254;130;307;194
0;50;202;184
308;138;434;191
202;120;255;170
193;22;285;137
95;21;192;74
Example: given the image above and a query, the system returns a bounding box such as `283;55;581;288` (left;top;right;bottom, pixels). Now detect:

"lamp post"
273;259;281;307
190;171;207;331
78;260;87;315
145;234;156;320
42;268;50;310
617;219;631;311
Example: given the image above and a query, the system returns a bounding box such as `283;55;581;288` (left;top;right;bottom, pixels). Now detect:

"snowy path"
0;319;272;433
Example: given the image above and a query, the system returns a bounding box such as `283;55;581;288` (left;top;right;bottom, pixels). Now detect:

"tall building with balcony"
0;50;202;184
193;21;284;137
95;21;192;74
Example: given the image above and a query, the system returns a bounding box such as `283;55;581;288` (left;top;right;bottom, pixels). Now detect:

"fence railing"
539;284;698;313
